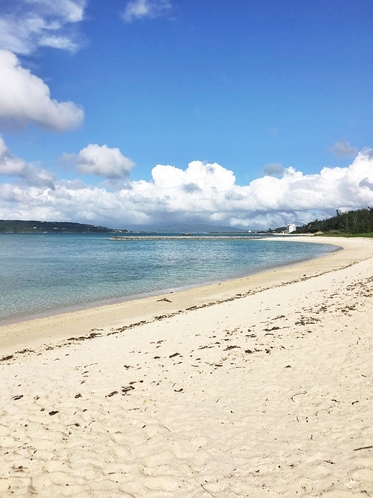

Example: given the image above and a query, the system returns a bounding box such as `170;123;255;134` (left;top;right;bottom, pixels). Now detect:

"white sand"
1;236;373;497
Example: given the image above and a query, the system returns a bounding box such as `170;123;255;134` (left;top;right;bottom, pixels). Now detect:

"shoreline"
0;234;335;329
0;236;370;355
1;235;373;496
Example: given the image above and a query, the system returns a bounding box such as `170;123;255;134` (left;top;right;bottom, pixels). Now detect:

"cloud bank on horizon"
1;137;373;229
0;0;372;230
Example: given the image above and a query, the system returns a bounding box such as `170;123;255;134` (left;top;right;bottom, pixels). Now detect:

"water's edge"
0;237;340;325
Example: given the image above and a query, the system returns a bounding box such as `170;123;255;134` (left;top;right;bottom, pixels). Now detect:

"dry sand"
0;236;373;497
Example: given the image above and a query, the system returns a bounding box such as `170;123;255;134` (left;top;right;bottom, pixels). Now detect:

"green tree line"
0;220;127;233
296;208;373;235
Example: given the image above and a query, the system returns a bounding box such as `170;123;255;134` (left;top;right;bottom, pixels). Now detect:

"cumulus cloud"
0;1;85;132
330;140;358;158
122;0;172;22
0;0;86;54
63;144;136;179
1;139;373;230
151;161;236;190
0;50;84;132
0;137;25;176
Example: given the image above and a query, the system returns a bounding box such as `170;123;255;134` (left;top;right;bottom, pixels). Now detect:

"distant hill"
295;208;373;235
0;220;128;234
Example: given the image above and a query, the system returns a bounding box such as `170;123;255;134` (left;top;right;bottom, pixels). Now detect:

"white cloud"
0;0;86;54
0;136;55;187
330;140;358;158
151;161;235;190
30;0;86;23
0;137;26;176
1;140;373;230
64;144;136;179
0;50;84;132
0;2;85;133
122;0;172;22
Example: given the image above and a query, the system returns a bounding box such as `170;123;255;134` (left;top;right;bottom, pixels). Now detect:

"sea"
0;233;339;325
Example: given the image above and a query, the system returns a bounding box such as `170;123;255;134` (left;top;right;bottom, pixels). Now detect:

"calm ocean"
0;233;338;324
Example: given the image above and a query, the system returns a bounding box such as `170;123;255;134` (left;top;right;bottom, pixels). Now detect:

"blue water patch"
0;233;338;323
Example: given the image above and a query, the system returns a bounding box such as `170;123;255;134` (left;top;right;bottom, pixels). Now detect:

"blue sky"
0;0;372;229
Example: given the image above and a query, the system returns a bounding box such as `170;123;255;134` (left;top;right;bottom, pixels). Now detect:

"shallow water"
0;233;337;323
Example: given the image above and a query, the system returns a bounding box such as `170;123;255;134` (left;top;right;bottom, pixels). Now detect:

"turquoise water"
0;233;338;324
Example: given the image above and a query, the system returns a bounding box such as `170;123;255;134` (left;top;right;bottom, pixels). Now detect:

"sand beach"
1;236;373;497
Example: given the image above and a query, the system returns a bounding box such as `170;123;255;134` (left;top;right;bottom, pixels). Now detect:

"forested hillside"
0;220;127;234
296;208;373;235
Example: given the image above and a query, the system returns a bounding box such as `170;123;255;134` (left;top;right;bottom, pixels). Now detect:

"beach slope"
1;236;373;497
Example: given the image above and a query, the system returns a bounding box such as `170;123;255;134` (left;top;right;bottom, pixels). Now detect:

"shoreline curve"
0;236;371;354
